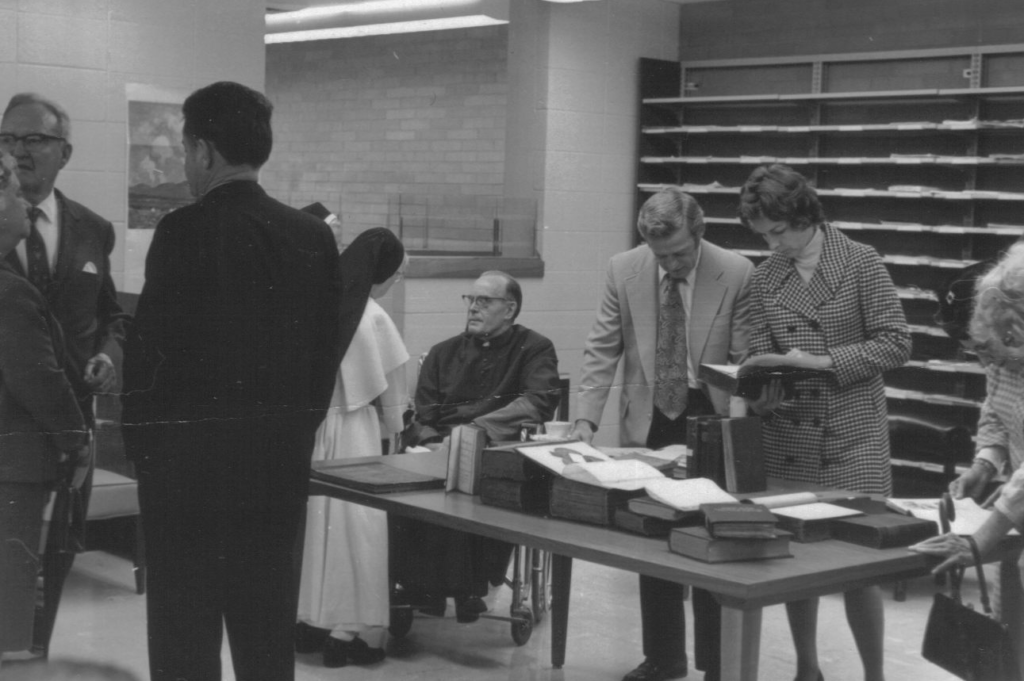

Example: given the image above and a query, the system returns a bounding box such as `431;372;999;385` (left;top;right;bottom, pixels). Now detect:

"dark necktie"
654;274;688;420
25;206;51;293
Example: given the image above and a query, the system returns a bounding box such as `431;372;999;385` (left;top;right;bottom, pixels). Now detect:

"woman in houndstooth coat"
740;165;911;681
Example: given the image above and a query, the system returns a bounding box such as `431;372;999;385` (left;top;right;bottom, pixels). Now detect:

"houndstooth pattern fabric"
654;274;688;419
748;224;911;495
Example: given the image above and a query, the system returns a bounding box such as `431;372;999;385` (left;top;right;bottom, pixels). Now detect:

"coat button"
811;389;820;398
813;418;821;427
791;419;800;427
787;326;797;333
809;321;820;330
821;458;830;467
786;455;796;464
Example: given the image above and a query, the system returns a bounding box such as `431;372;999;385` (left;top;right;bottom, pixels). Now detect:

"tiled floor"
26;548;979;680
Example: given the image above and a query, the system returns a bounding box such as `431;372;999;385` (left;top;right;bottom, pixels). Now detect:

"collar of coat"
757;223;852;322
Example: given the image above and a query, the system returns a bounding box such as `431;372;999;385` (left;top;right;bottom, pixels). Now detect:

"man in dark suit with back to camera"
122;81;340;681
0;92;127;655
572;187;754;681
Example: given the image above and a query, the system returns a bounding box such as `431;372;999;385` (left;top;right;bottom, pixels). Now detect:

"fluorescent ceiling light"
266;0;509;42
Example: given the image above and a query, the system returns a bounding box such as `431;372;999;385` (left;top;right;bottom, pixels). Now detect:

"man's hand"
70;444;93;489
84;353;116;393
949;462;996;500
570;419;595;445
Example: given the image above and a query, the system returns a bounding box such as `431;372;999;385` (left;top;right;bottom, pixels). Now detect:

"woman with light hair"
913;242;1024;572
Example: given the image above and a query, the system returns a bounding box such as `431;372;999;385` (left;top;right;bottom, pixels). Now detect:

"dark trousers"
138;453;305;681
640;390;721;675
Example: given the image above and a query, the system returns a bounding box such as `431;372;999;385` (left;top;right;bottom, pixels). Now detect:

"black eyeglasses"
462;295;510;308
0;133;66;152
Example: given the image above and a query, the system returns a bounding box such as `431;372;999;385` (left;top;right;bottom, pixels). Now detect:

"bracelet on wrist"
972;457;999;475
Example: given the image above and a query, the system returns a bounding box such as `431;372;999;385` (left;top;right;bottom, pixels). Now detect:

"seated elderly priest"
393;270;561;621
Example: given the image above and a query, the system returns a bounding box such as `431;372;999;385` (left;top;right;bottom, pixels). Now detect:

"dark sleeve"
95;217;127;363
516;334;561;421
310;231;341;412
0;287;87;452
121;212;198;425
412;345;445;443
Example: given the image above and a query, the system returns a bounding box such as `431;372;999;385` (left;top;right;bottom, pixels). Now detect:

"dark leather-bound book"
548;477;646;526
478;477;550;514
669;526;793;563
613;508;681;537
310;460;445;494
721;417;767;493
628;496;699;522
699;363;833;401
701;502;777;539
480;444;552;482
829;513;939;549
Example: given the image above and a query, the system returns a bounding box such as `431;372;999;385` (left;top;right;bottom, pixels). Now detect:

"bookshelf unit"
638;46;1024;482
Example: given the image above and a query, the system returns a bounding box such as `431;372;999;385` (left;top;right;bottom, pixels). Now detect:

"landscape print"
128;100;191;229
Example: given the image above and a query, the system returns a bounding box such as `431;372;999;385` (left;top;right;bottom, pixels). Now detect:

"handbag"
921;503;1020;681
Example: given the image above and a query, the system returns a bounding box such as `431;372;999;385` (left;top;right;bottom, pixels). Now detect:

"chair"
87;401;145;595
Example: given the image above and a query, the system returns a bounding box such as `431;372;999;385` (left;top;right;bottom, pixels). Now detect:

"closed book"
311;460;445;494
721;417;766;493
701;502;777;539
549;477;645;526
480;445;551;482
669;526;793;563
699;363;833;401
627;496;700;523
478;477;549;514
772;502;862;543
829;513;939;549
612;508;680;537
445;424;486;494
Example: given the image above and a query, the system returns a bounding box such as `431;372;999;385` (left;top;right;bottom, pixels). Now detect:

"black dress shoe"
346;637;386;665
294;622;330;653
622;657;688;681
322;637;349;668
454;594;487;623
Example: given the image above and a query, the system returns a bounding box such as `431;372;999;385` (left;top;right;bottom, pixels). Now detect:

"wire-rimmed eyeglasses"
0;133;65;152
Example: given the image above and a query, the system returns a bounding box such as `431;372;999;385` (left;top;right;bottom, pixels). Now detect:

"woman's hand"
909;532;975;574
949;463;996;501
747;379;785;416
784;348;833;370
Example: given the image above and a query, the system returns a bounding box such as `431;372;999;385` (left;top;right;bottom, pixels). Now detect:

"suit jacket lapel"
690;245;727;365
757;224;847;323
624;247;659;385
4;249;24;277
52;191;76;287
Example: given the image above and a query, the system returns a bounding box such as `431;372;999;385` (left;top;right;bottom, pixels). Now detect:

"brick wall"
261;27;508;246
678;0;1024;62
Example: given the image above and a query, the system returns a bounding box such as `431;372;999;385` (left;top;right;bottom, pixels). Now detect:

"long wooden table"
308;452;948;681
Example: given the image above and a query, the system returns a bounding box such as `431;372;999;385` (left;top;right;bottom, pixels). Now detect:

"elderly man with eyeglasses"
393;270;561;622
0;93;126;658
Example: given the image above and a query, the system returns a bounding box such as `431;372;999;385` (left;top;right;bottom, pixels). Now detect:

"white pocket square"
82;261;98;275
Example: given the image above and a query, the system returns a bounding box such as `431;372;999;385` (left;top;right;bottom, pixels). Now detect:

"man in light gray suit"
572;187;753;681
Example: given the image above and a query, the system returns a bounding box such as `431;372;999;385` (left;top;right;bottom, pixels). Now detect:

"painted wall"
0;0;267;293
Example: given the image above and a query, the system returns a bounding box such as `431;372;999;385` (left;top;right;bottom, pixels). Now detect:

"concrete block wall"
260;27;509;247
0;0;266;293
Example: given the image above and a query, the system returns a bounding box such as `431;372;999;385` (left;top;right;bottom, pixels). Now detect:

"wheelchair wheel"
510;605;534;646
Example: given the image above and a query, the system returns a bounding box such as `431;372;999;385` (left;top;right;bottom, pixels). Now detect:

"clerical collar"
470;324;515;348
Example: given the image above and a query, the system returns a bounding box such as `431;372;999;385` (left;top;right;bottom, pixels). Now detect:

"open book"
700;362;832;400
644;477;737;512
887;497;1019;536
515;440;612;475
561;459;666;491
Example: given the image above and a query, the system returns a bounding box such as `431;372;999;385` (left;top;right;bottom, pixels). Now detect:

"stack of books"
669;503;791;563
548;458;666;526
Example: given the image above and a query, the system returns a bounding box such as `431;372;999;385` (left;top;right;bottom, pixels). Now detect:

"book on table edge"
445;424;487;494
549;476;646;526
829;513;939;549
627;496;700;522
612;508;683;537
770;502;863;543
772;513;833;543
478;477;550;514
669;526;793;563
310;460;445;494
699;363;833;401
480;444;552;482
701;502;778;539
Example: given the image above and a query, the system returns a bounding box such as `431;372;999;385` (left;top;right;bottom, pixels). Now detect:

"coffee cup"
544;421;572;438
